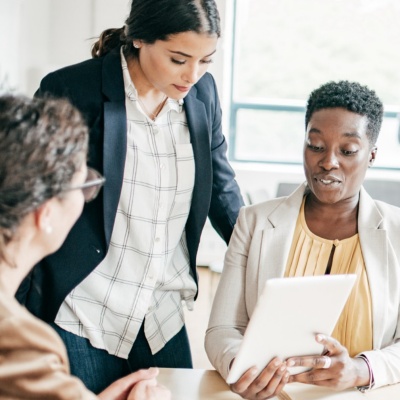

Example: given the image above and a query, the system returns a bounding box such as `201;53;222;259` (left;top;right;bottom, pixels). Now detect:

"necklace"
137;94;168;121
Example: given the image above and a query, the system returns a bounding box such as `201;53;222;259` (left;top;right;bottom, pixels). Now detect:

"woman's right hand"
230;357;289;400
126;375;171;400
98;367;171;400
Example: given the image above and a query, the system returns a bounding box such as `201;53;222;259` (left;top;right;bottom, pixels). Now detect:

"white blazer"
205;182;400;389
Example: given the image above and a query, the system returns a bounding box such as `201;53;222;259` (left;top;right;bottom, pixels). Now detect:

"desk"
157;368;400;400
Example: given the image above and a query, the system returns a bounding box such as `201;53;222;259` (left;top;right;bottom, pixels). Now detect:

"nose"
183;64;199;85
319;150;339;170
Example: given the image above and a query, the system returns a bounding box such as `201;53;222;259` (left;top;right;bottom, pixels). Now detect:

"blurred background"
2;0;400;368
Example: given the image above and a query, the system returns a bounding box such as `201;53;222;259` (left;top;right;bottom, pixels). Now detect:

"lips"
174;85;191;93
315;175;341;185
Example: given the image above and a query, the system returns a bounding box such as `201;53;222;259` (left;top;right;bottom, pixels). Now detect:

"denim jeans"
52;322;193;394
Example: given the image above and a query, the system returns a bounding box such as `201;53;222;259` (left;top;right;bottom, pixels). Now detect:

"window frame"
227;0;400;171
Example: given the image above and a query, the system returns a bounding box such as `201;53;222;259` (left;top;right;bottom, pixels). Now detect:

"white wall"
0;0;130;95
2;0;400;270
0;0;224;96
1;0;399;230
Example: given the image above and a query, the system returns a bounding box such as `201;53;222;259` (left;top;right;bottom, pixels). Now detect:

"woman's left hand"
286;334;370;390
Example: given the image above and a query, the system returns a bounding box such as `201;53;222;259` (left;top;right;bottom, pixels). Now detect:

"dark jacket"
17;48;244;322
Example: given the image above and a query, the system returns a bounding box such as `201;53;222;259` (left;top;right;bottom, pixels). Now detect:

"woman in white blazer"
205;81;400;400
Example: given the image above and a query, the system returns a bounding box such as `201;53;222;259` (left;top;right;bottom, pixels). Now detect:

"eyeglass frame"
63;167;106;203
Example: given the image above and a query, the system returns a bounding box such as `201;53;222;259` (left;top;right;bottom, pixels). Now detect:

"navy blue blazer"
17;48;244;322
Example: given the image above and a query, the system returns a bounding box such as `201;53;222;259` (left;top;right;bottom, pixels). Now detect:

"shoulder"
195;72;216;89
0;294;64;351
375;200;400;227
237;197;288;228
40;57;103;87
192;72;218;101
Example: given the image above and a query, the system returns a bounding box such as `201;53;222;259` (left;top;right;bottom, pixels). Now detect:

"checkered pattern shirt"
55;49;197;358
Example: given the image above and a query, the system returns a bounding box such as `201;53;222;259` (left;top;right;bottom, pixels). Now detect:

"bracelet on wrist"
355;355;374;393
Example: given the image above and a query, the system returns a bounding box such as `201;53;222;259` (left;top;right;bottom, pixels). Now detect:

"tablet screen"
226;274;357;384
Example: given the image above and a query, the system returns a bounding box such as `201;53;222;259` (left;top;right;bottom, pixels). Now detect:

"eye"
201;59;213;65
342;149;358;156
307;144;323;152
171;58;186;65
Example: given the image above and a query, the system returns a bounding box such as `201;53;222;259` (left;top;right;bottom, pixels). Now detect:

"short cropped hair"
305;80;384;145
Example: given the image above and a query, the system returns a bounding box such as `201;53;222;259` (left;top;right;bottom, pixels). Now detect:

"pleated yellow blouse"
285;197;373;357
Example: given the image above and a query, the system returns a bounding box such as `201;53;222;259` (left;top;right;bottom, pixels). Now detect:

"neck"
127;58;168;121
305;192;360;219
0;229;45;297
0;262;24;297
127;57;156;96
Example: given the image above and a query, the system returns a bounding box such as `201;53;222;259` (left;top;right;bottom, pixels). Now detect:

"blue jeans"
52;322;193;394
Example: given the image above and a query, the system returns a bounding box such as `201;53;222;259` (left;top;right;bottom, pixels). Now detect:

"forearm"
361;341;400;389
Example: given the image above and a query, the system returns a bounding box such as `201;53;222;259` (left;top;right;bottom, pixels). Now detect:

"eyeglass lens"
82;168;104;202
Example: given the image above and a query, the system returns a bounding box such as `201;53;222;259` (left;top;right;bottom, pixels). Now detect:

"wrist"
354;355;374;392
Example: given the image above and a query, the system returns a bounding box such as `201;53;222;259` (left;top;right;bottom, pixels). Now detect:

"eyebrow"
308;129;362;139
169;49;217;58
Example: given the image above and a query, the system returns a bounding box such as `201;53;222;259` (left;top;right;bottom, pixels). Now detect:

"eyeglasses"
64;167;106;203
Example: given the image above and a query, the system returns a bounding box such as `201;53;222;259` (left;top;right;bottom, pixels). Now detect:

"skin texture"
303;107;376;241
230;358;289;399
287;335;370;389
128;32;218;116
98;368;170;400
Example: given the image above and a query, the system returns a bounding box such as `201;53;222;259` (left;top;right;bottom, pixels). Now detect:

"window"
229;0;400;169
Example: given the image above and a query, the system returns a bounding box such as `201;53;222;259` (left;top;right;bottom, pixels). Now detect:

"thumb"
126;367;159;383
97;368;159;400
316;334;342;355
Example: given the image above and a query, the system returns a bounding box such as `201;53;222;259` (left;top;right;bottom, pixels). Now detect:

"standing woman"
17;0;244;393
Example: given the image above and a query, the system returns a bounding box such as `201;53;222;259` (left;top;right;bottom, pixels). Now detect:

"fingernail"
250;367;259;376
274;359;281;367
287;360;295;367
316;334;325;342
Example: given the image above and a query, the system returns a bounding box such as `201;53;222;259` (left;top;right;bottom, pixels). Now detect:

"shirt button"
159;163;165;170
153;125;159;134
155;237;160;242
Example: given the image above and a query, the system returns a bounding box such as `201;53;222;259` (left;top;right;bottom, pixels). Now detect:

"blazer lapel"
182;87;211;267
102;50;127;246
258;183;306;292
358;186;388;348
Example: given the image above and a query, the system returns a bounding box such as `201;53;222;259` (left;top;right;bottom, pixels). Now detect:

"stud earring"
133;43;140;49
45;225;53;234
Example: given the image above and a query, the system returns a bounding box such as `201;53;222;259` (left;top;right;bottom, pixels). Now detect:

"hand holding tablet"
226;274;357;385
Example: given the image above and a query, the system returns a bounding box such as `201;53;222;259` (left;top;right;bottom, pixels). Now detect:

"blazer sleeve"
205;206;251;380
360;238;400;389
0;312;97;399
206;75;244;244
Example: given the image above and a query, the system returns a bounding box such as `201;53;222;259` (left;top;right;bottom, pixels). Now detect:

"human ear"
34;202;53;234
368;146;377;167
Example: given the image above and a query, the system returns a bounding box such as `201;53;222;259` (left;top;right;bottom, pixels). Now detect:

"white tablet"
226;274;357;384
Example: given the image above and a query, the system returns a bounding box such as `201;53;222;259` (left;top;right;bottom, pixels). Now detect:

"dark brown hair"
91;0;221;58
0;95;88;263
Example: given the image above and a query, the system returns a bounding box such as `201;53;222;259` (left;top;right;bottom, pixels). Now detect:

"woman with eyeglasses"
17;0;244;393
0;94;170;399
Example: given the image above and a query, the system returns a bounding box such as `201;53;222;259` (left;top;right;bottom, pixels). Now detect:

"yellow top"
285;197;373;356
